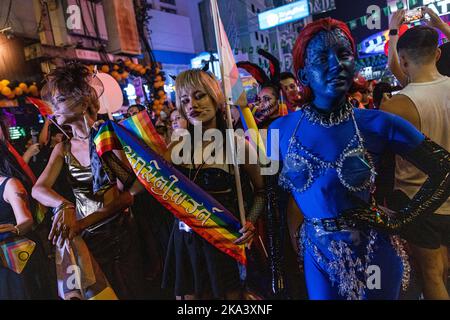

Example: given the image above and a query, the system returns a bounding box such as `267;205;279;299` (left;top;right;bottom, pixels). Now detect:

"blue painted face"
298;29;355;110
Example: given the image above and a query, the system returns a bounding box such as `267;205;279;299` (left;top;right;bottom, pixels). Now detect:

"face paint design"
301;29;355;110
180;88;217;126
256;87;279;121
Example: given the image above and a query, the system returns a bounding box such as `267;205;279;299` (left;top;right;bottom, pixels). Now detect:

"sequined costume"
268;105;423;300
62;140;144;299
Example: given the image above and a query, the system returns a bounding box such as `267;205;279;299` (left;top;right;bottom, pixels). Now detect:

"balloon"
399;24;409;36
1;86;12;96
19;83;28;93
29;85;39;96
14;87;23;96
95;72;124;115
385;24;410;56
101;65;110;73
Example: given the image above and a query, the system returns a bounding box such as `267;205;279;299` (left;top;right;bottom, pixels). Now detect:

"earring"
83;114;90;138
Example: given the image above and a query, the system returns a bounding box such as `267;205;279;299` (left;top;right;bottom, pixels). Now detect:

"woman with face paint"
162;69;266;300
238;49;283;129
32;62;144;299
267;18;450;300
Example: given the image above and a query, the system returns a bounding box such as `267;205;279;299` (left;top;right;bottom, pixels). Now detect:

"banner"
94;115;247;265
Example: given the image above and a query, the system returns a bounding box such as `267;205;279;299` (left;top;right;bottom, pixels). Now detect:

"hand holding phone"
404;7;424;24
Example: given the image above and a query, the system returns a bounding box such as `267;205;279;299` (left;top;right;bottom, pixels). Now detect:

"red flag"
27;97;53;117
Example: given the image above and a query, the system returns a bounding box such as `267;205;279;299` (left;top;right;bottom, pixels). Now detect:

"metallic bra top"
64;141;104;222
279;110;377;194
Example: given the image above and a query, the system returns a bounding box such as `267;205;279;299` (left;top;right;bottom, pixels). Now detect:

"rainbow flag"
94;122;122;157
121;111;167;155
94;120;246;265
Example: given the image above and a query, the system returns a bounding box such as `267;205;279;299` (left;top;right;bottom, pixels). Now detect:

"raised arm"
39;117;51;146
388;9;409;87
424;7;450;40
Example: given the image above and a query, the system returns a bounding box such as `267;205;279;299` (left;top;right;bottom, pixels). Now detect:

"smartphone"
404;7;424;23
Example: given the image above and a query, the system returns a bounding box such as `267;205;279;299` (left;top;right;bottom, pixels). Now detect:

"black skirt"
162;167;248;298
82;213;145;300
162;220;242;298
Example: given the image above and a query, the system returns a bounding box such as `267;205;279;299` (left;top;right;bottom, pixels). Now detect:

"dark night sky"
313;0;390;44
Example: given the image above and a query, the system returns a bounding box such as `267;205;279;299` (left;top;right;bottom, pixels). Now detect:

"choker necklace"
303;101;354;128
74;129;91;141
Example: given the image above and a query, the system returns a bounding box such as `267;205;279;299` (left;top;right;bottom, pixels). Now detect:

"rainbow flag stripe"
94;122;122;157
94;120;246;265
121;111;167;155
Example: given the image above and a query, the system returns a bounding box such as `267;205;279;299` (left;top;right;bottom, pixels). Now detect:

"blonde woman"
162;69;266;300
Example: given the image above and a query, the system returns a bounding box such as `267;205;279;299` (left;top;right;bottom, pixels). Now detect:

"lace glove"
344;138;450;233
101;151;137;191
246;190;267;224
266;173;286;296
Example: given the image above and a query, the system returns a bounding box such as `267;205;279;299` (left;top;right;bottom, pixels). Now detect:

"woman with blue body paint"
267;18;450;300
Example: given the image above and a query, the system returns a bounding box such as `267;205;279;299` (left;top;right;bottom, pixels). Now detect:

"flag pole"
210;0;246;228
210;0;269;258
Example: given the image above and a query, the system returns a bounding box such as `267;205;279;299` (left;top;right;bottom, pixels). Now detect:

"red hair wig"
292;18;356;103
293;18;356;76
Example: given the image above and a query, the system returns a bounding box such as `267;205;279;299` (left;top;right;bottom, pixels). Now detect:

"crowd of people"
0;8;450;300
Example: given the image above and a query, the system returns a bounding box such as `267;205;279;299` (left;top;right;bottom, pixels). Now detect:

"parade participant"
0;119;52;300
127;104;145;117
382;25;450;300
388;7;450;87
162;69;266;300
280;72;303;112
268;18;450;300
32;62;144;299
169;109;188;132
238;49;282;129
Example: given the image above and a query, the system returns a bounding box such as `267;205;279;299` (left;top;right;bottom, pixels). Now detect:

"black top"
0;178;15;225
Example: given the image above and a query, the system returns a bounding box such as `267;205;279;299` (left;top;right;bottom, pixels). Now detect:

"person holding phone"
382;21;450;300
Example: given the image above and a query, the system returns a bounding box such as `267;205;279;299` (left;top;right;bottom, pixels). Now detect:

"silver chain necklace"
303;101;354;128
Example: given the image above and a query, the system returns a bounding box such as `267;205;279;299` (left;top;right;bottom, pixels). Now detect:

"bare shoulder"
51;141;66;158
380;94;420;129
3;178;28;203
5;178;26;192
